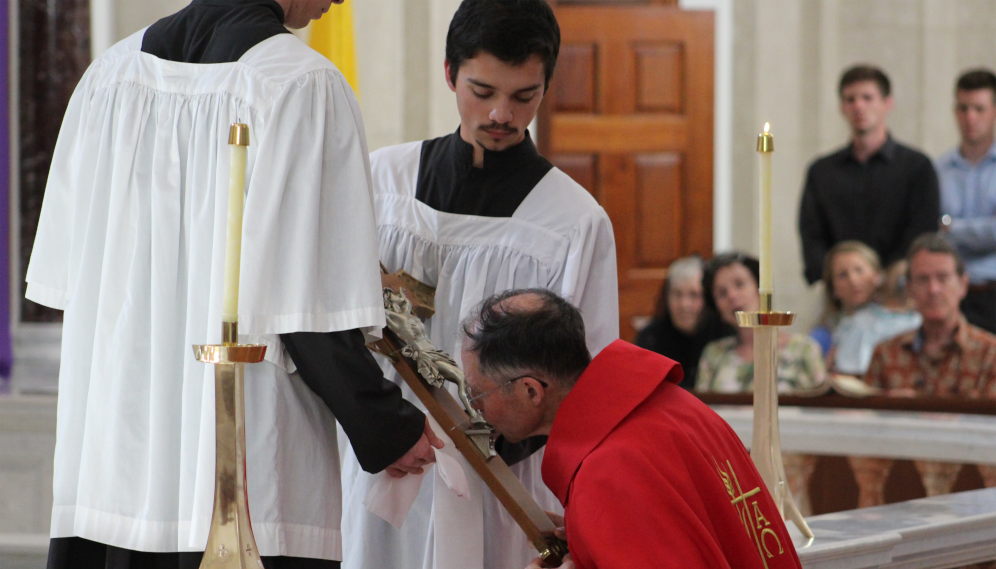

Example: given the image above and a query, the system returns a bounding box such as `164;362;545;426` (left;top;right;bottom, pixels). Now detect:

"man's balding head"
494;290;546;312
460;289;589;442
461;288;590;389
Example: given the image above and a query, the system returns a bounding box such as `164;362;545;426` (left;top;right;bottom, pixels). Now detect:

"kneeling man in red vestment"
460;289;804;569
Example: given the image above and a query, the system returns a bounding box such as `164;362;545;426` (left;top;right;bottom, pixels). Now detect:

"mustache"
479;123;516;134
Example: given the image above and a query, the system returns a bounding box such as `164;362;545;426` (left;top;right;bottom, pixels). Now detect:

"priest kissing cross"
461;290;804;569
27;1;441;567
339;2;620;569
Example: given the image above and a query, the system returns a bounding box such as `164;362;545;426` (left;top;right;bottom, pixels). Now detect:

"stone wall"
732;0;996;330
17;0;90;323
78;0;996;333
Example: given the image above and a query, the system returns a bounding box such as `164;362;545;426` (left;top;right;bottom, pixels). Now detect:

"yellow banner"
308;0;359;96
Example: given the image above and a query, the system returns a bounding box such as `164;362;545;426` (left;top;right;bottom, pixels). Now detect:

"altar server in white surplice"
339;2;619;569
25;1;441;568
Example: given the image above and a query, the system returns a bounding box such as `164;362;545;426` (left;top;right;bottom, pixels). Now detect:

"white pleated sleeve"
552;201;620;355
238;64;384;335
24;53;110;310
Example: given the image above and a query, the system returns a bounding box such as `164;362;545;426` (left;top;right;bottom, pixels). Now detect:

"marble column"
18;0;90;323
783;453;817;517
0;0;11;391
914;460;963;498
426;0;460;139
848;456;895;508
980;464;996;489
353;0;407;151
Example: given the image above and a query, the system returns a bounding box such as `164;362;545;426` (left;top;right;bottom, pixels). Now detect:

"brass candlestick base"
736;292;814;539
193;321;267;568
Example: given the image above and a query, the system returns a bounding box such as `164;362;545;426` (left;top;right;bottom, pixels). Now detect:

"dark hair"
906;233;966;277
839;65;891;98
462;288;590;387
702;252;760;312
956;68;996;102
446;0;561;90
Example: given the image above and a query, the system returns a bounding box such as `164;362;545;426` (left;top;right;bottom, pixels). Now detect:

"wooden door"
540;5;714;341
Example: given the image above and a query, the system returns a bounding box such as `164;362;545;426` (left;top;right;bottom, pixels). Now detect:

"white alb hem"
240;306;386;336
253;521;343;561
50;505;342;559
25;281;69;310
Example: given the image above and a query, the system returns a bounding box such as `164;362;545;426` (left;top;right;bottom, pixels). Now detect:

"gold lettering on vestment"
752;501;770;529
716;459;785;569
761;528;785;558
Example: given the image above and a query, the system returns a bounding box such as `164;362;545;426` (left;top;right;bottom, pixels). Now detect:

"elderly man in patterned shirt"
860;232;996;498
865;233;996;397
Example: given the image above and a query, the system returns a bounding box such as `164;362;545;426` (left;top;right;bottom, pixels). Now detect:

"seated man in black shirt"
799;65;940;285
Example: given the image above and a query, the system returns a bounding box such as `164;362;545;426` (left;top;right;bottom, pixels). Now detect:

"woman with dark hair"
696;252;826;393
635;256;734;389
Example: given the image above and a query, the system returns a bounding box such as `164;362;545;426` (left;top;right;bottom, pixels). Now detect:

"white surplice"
340;141;620;569
25;30;384;560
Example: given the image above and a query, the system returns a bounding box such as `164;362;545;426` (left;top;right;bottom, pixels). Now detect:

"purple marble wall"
0;0;8;388
17;0;90;323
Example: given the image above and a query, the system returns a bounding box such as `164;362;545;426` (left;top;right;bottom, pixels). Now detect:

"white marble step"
791;487;996;569
0;395;56;542
9;324;62;395
0;533;48;569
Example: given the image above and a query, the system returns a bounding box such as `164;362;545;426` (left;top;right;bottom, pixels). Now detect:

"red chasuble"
542;340;803;569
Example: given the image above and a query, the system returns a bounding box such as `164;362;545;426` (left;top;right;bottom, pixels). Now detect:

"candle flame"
763;122;770;134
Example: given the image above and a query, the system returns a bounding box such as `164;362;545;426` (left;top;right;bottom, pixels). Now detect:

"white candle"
757;123;774;293
222;124;249;324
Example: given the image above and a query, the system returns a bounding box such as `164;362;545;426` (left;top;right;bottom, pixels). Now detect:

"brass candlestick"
737;293;814;539
194;122;268;568
194;321;267;568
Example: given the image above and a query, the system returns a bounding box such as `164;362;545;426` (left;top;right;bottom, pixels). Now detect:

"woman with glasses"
635;256;734;389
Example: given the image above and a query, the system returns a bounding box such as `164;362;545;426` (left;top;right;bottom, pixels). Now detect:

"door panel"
634;43;684;112
635;153;683;267
551;115;687;152
554;44;598;112
542;5;714;341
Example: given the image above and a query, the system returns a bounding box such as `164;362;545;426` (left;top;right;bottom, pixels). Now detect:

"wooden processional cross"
368;268;570;565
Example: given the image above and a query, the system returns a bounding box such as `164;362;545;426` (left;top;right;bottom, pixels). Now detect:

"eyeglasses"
465;374;549;405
